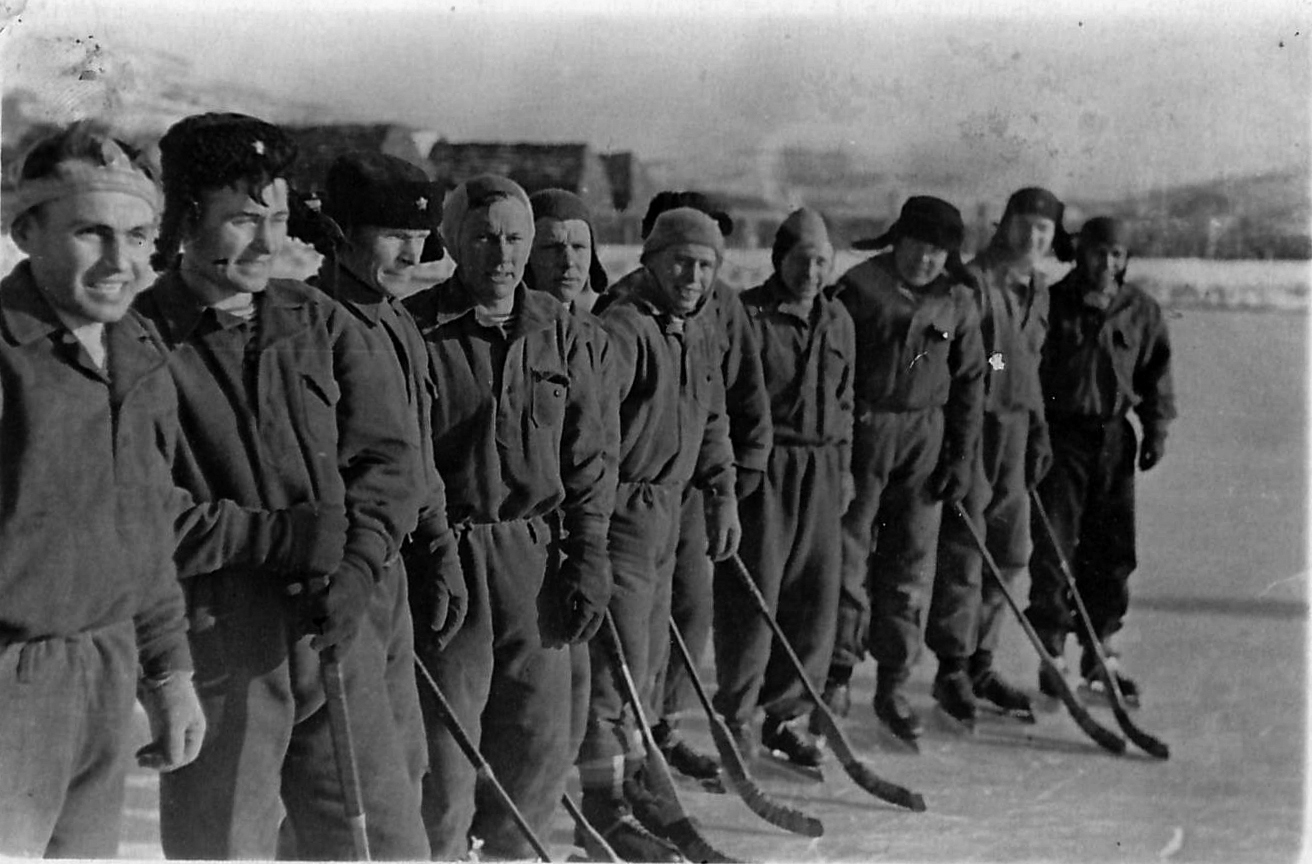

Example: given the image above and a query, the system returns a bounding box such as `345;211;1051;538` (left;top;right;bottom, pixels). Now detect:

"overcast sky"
3;0;1308;200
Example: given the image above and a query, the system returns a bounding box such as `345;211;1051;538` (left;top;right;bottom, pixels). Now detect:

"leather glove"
1026;428;1054;489
404;525;468;651
271;503;348;579
735;467;764;500
1139;434;1166;471
705;495;742;562
306;554;375;653
136;671;207;772
927;459;971;505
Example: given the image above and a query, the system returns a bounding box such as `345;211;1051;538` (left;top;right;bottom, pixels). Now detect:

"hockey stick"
602;610;740;863
1029;490;1170;760
667;616;824;837
560;793;620;863
953;503;1127;755
413;656;553;862
726;554;927;812
321;649;372;861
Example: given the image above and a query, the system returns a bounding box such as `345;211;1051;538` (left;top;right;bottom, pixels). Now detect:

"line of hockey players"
0;112;1173;860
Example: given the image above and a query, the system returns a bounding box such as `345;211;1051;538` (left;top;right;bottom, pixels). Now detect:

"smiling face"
341;225;430;299
456;196;534;308
778;240;833;304
179;178;289;303
529;217;593;305
646;242;719;314
14;190;159;327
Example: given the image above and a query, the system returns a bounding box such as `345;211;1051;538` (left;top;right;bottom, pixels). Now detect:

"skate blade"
748;750;826;784
976;701;1038;724
1077;680;1141;710
932;704;977;735
876;722;922;753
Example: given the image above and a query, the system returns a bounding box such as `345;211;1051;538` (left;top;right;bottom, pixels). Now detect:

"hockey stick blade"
1030;491;1170;760
727;555;927;812
953;503;1126;757
808;704;927;811
603;612;741;863
669;619;824;837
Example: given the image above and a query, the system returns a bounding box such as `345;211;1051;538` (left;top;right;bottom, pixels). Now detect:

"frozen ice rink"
119;307;1308;863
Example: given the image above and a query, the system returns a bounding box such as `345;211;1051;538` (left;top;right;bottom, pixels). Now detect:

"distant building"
285;123;441;193
428;140;662;244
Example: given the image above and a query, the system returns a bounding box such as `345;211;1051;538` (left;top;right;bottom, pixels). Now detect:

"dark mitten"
306;554;375;653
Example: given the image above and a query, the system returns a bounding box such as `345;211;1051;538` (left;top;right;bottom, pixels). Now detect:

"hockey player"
524;187;617;776
405;175;615;860
1025;216;1175;704
136;113;429;858
307;151;467;801
0;122;205;857
603;190;772;781
578;207;741;860
824;196;985;744
712;208;855;766
928;187;1070;725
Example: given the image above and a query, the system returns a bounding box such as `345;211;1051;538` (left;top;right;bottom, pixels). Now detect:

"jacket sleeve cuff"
137;630;194;681
346;527;391;583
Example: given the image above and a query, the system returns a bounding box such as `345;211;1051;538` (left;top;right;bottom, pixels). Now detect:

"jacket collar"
432;272;557;337
317;261;386;326
146;270;309;344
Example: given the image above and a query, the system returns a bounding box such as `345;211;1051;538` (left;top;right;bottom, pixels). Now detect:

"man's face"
181;178;289;297
341;225;430;299
457;197;534;305
1082;242;1128;294
893;237;949;288
647;243;718;314
529;217;592;305
1004;213;1055;264
14;189;158;327
778;241;833;303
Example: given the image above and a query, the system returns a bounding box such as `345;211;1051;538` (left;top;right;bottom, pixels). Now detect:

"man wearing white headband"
0;121;204;855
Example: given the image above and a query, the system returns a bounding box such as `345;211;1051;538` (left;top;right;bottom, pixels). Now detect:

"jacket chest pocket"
530;367;569;429
299;371;341;442
910;320;953;369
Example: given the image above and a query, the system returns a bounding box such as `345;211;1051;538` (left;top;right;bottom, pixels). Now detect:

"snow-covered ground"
113;307;1306;862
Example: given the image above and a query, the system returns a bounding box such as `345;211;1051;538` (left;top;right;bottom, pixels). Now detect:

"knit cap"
440;174;532;249
641;207;725;260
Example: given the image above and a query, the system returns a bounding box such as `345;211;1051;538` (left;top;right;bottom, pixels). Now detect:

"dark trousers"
381;558;427;793
0;620;136;857
930;410;1032;663
658;486;713;725
714;444;844;727
417;516;573;861
1026;417;1138;644
579;482;681;793
833;408;944;679
160;569;428;860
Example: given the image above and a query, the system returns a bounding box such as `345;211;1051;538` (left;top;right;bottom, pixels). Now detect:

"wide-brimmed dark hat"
640;190;734;239
853;195;965;253
322;151;439;231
